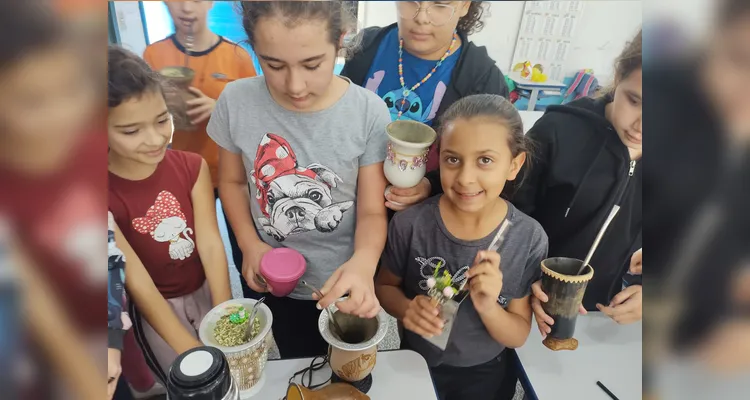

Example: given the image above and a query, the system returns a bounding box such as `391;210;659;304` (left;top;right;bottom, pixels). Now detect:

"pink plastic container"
259;248;306;297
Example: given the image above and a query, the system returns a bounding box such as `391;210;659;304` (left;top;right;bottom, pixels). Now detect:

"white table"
253;349;437;399
509;71;567;111
519;110;544;134
516;312;642;400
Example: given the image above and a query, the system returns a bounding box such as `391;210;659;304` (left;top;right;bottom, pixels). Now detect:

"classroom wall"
113;1;642;84
110;1;148;55
358;1;642;85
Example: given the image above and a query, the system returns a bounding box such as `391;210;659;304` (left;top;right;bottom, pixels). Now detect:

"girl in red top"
107;45;232;387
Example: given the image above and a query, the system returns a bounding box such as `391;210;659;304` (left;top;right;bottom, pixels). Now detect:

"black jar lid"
166;346;231;400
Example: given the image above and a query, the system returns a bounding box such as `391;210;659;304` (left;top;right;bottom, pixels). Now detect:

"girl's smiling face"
108;90;173;166
439;117;526;213
253;17;339;111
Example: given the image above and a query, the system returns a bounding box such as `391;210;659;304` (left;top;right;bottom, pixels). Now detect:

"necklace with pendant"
396;31;458;120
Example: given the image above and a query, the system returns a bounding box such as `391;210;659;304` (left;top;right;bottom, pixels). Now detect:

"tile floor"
216;200;526;400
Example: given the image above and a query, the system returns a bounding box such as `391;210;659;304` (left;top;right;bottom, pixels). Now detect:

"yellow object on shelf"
531;67;548;82
520;61;533;79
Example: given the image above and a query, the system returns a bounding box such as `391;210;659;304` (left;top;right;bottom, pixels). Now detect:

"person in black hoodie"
341;1;508;194
524;30;643;331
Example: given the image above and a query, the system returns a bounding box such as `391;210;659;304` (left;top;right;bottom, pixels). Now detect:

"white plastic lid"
179;350;214;377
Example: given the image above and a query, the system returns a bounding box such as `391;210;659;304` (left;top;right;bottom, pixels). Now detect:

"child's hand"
531;280;587;336
317;256;381;318
466;251;503;314
107;348;121;400
403;295;444;338
629;248;643;275
597;285;642;324
385;178;431;211
241;241;274;293
186;87;216;124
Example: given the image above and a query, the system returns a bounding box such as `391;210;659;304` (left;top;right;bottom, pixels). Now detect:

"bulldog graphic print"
252;133;354;242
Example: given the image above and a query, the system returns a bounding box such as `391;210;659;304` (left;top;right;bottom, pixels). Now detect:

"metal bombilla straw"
301;280;346;340
244;297;265;342
184;21;194;69
457;219;513;306
577;205;621;275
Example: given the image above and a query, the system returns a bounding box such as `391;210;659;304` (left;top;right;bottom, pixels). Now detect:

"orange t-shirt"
144;35;256;187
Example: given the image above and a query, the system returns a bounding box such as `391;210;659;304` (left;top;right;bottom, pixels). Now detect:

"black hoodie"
426;96;642;309
341;23;509;132
517;96;642;309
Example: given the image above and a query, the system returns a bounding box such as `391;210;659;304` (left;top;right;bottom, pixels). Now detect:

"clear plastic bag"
425;298;460;351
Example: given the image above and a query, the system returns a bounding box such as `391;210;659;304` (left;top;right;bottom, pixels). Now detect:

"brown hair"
718;0;750;25
457;1;490;36
438;94;534;195
239;1;357;54
612;29;642;89
0;1;64;72
107;45;164;108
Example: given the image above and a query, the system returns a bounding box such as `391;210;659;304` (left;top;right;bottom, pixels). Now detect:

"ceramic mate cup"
383;120;437;189
259;248;306;297
158;66;197;132
540;257;594;351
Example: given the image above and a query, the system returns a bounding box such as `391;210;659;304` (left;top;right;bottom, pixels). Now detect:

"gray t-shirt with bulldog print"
383;196;548;367
208;76;391;300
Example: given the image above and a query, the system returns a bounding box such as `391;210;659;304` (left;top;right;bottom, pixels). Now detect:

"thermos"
166;346;239;400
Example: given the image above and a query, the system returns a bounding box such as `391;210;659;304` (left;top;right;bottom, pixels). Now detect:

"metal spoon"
245;296;265;342
301;280;346;339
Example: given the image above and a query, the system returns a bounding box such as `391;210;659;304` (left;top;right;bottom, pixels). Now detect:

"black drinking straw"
596;381;620;400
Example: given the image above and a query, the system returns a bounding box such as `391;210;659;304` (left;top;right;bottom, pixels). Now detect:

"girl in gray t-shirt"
376;95;548;400
207;2;391;359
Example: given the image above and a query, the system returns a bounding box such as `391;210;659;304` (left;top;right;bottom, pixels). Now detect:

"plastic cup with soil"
158;66;197;131
540;257;594;351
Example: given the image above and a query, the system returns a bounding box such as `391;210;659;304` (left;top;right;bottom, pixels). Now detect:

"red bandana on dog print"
252;133;324;217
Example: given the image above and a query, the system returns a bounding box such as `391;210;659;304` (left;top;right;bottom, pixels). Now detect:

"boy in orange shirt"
143;1;256;188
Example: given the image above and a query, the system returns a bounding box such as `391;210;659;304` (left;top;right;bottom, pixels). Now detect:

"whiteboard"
510;1;586;82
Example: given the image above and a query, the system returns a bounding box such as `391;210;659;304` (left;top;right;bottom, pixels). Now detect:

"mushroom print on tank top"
132;190;195;260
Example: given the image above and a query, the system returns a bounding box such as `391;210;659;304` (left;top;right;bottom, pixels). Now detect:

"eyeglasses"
396;1;457;27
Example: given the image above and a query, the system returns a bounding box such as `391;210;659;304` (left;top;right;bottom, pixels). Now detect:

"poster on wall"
510;1;585;82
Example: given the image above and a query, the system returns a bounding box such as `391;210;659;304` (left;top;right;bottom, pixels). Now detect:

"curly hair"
456;1;489;36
